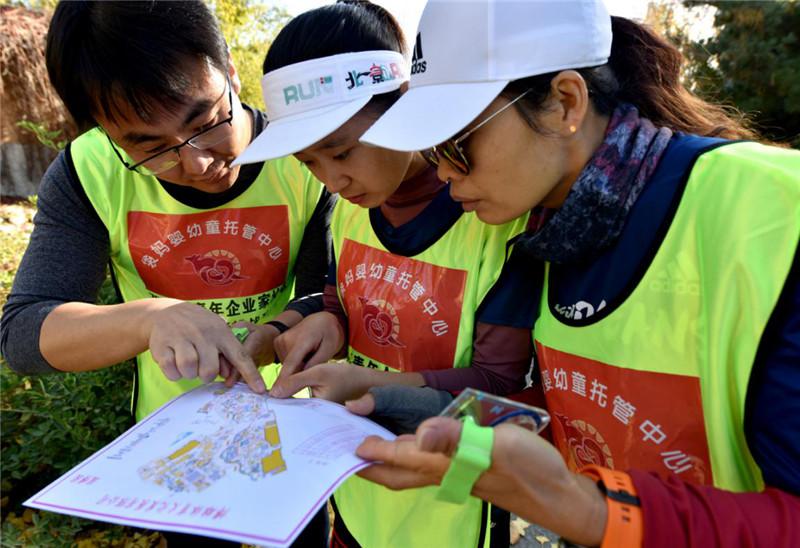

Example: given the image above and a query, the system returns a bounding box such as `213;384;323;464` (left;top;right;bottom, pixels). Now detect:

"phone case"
439;388;550;433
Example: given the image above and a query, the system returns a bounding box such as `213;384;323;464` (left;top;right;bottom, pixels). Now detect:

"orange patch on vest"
339;239;466;372
128;206;289;300
536;343;713;485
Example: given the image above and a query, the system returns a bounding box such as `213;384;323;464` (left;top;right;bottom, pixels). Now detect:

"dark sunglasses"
422;88;532;175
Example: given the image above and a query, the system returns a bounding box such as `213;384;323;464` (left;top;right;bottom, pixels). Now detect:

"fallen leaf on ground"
510;516;530;544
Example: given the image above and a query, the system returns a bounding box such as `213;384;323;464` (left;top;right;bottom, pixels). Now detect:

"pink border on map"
28;388;375;545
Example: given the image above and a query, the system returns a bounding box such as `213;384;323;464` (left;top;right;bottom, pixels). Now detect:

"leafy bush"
1;508;161;547
0;200;153;543
0;360;134;488
2;510;87;547
0;351;138;544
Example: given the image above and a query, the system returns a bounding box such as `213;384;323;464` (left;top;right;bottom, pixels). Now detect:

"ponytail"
603;17;757;140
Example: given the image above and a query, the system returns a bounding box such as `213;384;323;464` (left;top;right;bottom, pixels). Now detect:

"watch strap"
579;465;643;548
436;416;494;504
265;320;290;334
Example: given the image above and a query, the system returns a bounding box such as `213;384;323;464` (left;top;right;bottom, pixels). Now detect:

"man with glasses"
104;73;238;179
2;2;333;544
2;0;332;459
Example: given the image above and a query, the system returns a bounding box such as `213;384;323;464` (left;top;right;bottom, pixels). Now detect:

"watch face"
439;388;550;433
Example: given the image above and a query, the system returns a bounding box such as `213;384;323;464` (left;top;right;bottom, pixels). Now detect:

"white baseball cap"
235;50;408;165
360;0;612;151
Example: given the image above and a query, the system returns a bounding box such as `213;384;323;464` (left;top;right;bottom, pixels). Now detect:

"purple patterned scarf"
518;104;673;264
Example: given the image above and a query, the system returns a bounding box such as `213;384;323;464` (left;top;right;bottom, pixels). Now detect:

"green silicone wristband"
232;326;250;344
436;415;494;504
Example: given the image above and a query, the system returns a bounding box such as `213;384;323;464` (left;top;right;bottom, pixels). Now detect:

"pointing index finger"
221;339;265;393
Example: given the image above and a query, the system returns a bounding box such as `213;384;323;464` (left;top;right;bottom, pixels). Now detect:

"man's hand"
145;300;265;394
238;321;280;366
273;312;345;383
221;321;281;388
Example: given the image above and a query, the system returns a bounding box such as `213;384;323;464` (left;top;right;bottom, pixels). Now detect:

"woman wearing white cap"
354;0;800;546
235;2;538;546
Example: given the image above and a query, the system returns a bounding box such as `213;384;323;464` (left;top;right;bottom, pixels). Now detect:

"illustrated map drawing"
26;383;394;547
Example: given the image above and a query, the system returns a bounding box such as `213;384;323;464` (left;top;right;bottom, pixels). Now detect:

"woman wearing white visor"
355;0;800;546
235;2;537;546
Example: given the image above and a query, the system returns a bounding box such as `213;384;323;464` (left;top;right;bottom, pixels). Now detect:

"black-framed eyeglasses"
422;88;532;175
106;74;234;176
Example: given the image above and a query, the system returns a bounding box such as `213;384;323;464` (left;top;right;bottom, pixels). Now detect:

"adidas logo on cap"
411;33;426;75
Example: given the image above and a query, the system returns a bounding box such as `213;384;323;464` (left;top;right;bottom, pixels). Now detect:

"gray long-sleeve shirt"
1;107;334;375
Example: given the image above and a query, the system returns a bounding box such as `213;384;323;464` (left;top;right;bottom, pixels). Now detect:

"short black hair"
46;0;228;131
263;0;406;116
263;1;406;72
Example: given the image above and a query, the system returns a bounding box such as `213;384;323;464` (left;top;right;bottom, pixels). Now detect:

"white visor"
235;50;407;165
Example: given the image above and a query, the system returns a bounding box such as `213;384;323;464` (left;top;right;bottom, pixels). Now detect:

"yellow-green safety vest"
331;196;529;547
533;141;800;492
70;128;324;421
